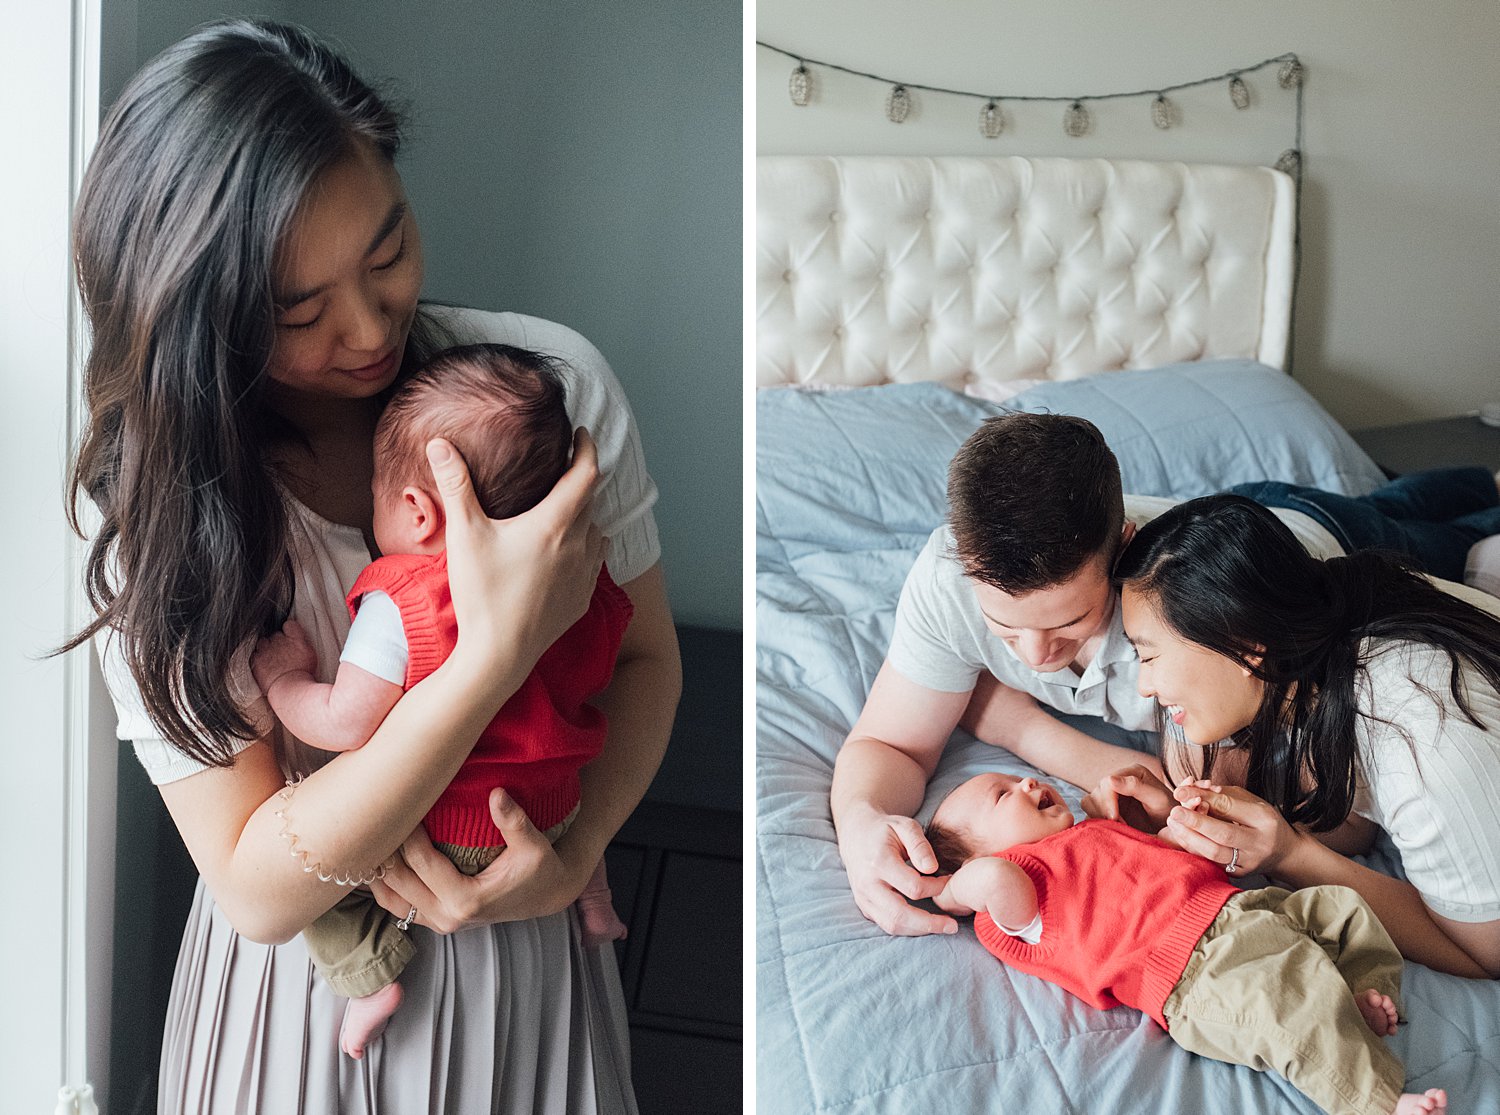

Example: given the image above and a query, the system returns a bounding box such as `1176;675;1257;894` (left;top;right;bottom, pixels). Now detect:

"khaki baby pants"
302;811;576;998
1161;885;1406;1115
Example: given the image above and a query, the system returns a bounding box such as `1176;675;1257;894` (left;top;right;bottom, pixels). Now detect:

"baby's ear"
403;485;445;544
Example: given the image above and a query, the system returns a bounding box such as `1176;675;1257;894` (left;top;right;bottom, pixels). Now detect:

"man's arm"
831;661;973;936
960;672;1165;789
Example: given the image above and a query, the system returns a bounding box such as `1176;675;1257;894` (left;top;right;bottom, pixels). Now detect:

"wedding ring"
396;906;418;930
1226;847;1240;875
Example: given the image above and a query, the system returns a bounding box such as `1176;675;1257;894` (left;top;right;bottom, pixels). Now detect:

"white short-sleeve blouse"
1352;580;1500;922
99;309;660;785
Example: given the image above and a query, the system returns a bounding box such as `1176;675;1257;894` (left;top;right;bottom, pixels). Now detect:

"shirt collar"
996;589;1138;688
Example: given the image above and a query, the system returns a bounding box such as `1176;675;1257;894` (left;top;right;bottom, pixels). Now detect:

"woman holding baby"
67;19;679;1112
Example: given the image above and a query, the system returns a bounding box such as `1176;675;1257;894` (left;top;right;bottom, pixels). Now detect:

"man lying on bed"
831;411;1500;949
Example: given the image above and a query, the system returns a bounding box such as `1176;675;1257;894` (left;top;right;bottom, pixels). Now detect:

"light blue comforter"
755;364;1500;1113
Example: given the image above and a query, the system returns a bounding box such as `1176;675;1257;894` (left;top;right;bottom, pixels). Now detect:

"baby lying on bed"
925;768;1446;1115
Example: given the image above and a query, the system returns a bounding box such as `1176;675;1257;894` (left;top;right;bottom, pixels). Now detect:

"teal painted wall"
302;1;742;628
112;0;742;629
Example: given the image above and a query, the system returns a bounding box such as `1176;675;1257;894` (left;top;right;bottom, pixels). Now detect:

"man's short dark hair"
946;412;1124;593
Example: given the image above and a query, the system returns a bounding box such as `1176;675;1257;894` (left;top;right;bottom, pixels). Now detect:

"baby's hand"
1152;778;1216;849
1174;778;1217;815
251;619;319;696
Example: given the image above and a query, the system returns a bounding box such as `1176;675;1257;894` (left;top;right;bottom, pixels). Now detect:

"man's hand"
836;805;955;937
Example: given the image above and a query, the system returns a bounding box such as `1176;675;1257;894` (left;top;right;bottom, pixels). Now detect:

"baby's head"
925;773;1075;874
371;343;571;556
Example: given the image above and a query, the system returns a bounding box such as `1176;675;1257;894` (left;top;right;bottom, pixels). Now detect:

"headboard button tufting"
756;156;1294;387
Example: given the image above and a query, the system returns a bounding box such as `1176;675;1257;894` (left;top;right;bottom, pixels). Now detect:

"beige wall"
756;1;1500;430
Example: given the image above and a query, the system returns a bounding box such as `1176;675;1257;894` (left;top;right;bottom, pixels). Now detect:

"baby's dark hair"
374;343;571;520
924;818;976;877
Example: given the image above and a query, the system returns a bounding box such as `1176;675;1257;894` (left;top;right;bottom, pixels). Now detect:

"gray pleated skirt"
158;880;639;1114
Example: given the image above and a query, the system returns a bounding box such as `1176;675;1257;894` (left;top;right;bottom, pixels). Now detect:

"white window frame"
1;2;114;1111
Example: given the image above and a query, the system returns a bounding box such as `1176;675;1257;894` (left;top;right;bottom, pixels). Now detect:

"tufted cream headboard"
756;156;1295;390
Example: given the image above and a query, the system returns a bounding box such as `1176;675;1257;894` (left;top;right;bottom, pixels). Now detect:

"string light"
1229;74;1250;109
885;84;912;123
764;43;1302;158
979;99;1004;139
1151;93;1175;130
789;63;811;107
1063;101;1090;137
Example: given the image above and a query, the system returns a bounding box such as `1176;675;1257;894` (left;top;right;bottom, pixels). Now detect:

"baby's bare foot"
1357;988;1399;1036
340;981;403;1060
577;894;629;948
1394;1088;1446;1114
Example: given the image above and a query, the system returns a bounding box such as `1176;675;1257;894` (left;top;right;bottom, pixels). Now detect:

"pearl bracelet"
274;776;389;887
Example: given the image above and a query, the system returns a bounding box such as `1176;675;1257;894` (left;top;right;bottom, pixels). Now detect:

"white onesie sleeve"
339;591;409;686
995;911;1044;944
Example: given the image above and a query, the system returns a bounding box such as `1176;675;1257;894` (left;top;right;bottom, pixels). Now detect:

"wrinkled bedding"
755;368;1500;1112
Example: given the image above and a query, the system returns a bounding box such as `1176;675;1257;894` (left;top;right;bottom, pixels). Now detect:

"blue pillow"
1004;359;1386;498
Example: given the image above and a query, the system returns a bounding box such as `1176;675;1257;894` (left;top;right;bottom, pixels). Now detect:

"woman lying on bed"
1112;493;1500;980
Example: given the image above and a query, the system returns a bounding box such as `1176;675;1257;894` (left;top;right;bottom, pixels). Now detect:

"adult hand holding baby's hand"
1166;781;1303;876
426;431;606;678
250;619;318;698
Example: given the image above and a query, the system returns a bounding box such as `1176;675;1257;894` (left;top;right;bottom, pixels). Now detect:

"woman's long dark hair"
1115;494;1500;831
64;20;449;765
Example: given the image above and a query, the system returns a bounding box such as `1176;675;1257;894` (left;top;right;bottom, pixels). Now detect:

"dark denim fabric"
1229;467;1500;581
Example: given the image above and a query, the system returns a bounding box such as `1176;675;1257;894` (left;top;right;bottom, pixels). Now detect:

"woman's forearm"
1277;835;1491;979
552;566;681;883
163;645;532;942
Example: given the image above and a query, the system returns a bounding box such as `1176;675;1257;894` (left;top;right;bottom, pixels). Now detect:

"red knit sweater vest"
974;819;1238;1029
346;554;632;848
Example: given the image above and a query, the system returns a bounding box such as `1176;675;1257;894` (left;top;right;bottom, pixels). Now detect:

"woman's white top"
98;310;660;785
1351;580;1500;923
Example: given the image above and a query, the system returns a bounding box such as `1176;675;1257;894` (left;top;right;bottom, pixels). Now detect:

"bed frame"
756;155;1295;390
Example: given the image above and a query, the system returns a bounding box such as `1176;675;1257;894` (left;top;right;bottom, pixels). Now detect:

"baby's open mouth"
1036;788;1056;809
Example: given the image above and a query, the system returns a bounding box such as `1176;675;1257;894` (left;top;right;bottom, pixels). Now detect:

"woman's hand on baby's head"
250;619;318;695
425;431;606;672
